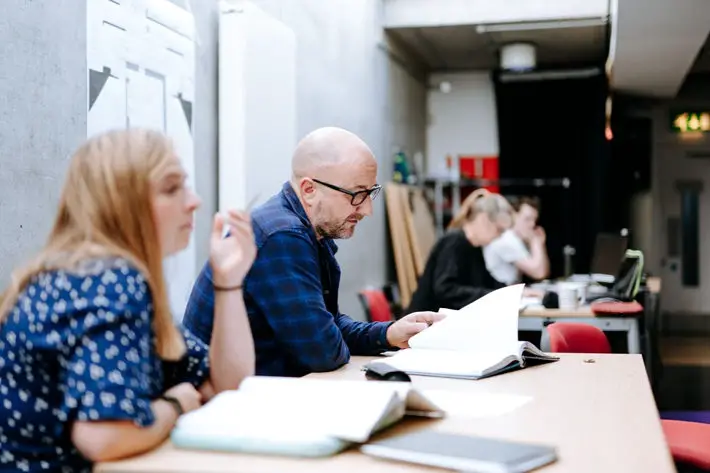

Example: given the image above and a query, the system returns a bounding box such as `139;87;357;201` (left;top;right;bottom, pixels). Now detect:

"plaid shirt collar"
281;181;339;256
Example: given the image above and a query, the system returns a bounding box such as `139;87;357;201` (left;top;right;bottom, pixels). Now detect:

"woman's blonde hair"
448;189;513;230
0;128;185;360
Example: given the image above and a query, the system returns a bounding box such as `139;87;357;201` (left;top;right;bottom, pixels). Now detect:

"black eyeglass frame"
312;178;382;206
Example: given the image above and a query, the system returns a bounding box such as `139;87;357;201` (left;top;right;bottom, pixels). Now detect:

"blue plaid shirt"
183;182;393;377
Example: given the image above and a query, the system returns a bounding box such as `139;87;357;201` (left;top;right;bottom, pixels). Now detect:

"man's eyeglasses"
312;179;382;206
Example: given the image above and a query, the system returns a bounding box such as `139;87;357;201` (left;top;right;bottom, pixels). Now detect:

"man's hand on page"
386;311;446;348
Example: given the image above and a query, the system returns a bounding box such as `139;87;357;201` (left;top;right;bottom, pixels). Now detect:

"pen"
245;194;260;212
222;194;259;237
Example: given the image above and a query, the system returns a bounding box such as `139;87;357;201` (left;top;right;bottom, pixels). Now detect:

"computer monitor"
591;233;628;276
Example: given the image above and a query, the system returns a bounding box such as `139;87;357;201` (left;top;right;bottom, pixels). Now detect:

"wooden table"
95;354;675;473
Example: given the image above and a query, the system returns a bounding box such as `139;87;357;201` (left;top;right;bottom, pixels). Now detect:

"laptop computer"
587;250;644;303
592;233;629;279
566;233;628;285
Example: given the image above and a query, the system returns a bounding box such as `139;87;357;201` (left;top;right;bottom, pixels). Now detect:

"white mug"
557;282;583;310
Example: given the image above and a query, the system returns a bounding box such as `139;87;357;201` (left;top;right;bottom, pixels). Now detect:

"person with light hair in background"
483;196;549;285
0;129;256;472
407;189;538;313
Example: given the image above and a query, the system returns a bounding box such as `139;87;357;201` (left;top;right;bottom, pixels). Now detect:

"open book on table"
367;284;559;380
171;375;444;457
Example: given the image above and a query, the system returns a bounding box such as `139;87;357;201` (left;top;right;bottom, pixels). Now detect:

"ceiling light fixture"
500;43;536;71
498;67;601;82
476;17;608;34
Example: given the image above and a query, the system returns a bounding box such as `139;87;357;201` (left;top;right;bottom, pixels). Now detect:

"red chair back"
662;419;710;470
547;322;611;354
358;289;393;323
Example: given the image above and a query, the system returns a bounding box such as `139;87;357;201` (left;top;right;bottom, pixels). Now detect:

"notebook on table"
361;430;558;473
171;376;444;457
365;284;559;380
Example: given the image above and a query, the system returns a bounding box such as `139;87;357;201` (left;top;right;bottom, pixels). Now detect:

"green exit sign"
671;111;710;133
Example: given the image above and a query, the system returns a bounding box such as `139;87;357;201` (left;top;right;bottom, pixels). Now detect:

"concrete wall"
426;72;498;176
0;0;219;286
222;0;428;319
0;0;87;284
0;0;426;321
650;74;710;316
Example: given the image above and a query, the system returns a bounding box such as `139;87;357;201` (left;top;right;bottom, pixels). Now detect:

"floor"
661;337;710;367
656;336;710;410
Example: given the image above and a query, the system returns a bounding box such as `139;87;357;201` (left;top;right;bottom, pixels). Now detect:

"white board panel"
218;1;297;212
87;0;197;322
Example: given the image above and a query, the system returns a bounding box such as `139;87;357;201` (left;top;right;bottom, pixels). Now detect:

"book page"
409;284;525;353
236;377;408;442
175;377;416;443
519;341;559;360
379;348;518;378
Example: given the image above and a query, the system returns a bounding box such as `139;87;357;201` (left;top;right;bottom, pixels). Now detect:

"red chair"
546;322;611;354
546;323;710;471
358;289;393;323
662;420;710;471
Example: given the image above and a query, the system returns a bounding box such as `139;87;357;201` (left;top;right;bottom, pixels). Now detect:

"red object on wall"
459;156;499;193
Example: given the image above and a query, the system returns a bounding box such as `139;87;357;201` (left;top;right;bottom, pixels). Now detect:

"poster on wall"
87;0;197;321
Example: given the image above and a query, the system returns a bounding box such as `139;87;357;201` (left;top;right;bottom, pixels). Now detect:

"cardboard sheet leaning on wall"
384;183;437;308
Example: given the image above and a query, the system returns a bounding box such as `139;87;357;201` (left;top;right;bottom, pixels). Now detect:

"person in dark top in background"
408;189;523;313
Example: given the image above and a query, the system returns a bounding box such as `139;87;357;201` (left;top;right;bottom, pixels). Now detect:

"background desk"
96;354;674;473
519;307;641;353
519;277;662;356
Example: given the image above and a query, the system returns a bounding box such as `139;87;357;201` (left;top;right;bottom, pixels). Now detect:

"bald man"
183;127;442;377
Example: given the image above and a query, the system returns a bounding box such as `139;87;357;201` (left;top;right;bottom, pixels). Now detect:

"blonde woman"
0;129;256;472
407;189;513;313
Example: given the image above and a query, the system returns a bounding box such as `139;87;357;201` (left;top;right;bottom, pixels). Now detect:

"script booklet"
367;284;559;380
171;376;444;457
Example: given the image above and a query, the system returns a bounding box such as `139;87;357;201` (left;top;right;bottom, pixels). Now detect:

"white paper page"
421;389;532;418
176;389;383;443
437;308;460;317
175;390;341;445
230;377;415;442
409;284;525;353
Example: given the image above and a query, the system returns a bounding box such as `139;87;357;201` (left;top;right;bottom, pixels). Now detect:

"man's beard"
316;220;355;239
316;215;363;239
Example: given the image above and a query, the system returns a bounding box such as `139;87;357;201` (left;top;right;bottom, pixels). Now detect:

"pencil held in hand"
210;208;257;288
222;194;259;237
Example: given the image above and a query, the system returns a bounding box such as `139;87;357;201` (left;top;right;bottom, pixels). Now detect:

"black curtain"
493;73;610;277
